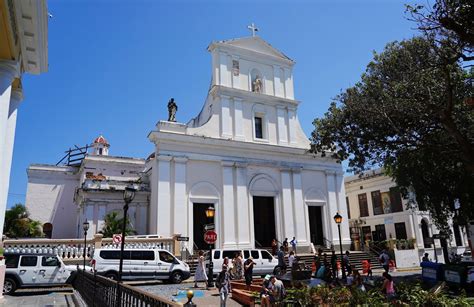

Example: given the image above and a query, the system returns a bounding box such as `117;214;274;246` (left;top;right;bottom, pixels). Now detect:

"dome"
93;135;110;146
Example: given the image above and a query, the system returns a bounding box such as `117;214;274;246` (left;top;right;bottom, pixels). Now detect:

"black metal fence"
74;270;182;307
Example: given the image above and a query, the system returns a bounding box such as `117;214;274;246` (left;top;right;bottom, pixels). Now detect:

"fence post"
94;233;103;249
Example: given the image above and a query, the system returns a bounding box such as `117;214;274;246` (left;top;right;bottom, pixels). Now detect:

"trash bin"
420;261;443;284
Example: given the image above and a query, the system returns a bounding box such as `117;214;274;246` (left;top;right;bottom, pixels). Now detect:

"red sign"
204;230;217;244
112;234;122;244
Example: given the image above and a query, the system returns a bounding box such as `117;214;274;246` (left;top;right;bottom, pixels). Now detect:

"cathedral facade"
25;35;350;252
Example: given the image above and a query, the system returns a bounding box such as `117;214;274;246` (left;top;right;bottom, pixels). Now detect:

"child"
366;259;372;278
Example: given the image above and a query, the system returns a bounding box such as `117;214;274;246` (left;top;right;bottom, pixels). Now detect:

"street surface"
0;287;79;307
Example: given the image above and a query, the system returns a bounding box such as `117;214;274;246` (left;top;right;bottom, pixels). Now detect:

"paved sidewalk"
0;288;77;307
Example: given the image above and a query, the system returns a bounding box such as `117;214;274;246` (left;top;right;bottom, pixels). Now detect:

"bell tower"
91;135;109;156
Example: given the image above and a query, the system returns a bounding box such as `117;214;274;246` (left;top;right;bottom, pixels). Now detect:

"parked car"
91;248;190;283
4;253;79;294
206;249;279;276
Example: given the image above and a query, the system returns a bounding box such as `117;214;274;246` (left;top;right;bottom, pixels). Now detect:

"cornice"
210;85;300;107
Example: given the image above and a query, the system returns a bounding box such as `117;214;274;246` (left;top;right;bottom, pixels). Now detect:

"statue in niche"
252;76;263;93
167;98;178;122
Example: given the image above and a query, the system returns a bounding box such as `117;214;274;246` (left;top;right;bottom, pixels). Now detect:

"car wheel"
3;277;17;294
170;271;183;284
105;272;119;281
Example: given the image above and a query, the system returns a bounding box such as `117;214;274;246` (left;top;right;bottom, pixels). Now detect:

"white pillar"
220;96;233;138
326;170;351;248
288;108;297;144
0;60;19;238
281;170;295;239
276;107;288;144
233;98;245;141
173;157;187;236
222;162;237;248
235;163;251;247
156;156;172;236
292;170;308;245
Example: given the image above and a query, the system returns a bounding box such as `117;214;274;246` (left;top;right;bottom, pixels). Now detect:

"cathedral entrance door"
193;203;215;250
308;206;324;246
253;196;276;248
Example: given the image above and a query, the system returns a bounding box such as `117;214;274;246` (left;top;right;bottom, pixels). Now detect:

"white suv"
91;248;190;283
4;253;78;294
208;249;279;276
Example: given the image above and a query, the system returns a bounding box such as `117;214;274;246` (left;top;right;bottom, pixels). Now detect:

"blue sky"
8;0;420;208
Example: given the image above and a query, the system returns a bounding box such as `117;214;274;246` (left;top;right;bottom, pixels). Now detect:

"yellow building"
0;0;48;237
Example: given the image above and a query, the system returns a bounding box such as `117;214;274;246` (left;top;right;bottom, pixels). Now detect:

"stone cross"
247;23;259;37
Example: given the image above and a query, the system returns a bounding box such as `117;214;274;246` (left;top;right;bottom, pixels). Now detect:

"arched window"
421;219;431;248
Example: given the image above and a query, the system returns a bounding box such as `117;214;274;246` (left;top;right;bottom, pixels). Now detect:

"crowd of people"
193;241;398;305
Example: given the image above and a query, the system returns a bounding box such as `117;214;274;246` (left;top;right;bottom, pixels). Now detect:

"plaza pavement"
0;287;84;307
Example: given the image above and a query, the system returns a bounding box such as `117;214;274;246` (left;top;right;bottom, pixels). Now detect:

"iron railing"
74;270;182;307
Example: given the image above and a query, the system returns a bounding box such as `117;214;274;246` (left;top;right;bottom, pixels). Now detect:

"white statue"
252;76;262;93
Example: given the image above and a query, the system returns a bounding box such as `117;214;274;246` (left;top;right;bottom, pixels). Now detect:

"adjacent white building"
345;169;468;262
24;35;350;252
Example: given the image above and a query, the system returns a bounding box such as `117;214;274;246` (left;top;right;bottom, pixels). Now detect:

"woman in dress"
194;250;208;288
235;252;243;280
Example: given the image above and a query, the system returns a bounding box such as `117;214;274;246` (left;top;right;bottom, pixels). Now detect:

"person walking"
217;264;231;307
277;246;286;275
382;272;396;300
288;251;295;269
343;251;352;276
379;250;390;273
194;250;208;288
283;238;289;253
366;259;373;278
290;237;297;253
271;239;278;255
244;256;256;290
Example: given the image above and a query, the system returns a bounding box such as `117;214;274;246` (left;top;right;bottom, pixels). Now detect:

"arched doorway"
421;219;431;248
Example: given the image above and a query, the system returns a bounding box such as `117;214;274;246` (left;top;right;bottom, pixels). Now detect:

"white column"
85;205;94;239
219;52;231;87
276;107;288;144
273;65;284;98
233;98;245;141
222;162;237;248
236;163;251;247
0;60;19;238
149;152;159;234
173;157;187;236
326;171;350;247
281;170;295;238
335;172;351;245
284;68;294;99
220;96;233;138
157;156;172;236
288;108;297;144
292;170;308;245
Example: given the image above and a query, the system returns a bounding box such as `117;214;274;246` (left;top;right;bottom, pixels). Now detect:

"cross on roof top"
247;23;259;37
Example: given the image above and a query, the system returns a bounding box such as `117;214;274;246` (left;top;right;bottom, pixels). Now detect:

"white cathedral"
25;34;350;252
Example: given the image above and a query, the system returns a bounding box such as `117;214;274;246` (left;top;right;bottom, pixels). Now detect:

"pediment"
215;37;293;62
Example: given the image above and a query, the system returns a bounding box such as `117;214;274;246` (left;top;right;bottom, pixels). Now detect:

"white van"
91;248;190;283
207;249;279;276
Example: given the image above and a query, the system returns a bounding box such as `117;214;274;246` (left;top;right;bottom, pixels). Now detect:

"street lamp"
118;185;136;283
205;206;215;288
83;220;90;271
334;212;346;279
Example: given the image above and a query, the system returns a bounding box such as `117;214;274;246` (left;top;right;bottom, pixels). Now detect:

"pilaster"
173;157;188;236
222;161;237;248
157;155;172;236
281;170;295;238
292;169;308;244
276;107;288;144
233;98;245;141
220;96;233;138
236;163;251;247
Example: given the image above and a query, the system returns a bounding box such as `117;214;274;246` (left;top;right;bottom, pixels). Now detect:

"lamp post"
118;185;136;283
83;220;90;271
334;212;346;279
205;206;215;288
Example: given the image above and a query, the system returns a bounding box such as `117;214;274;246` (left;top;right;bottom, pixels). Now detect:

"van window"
42;256;60;267
5;255;19;268
251;250;260;259
213;251;221;259
20;256;38;267
100;250;131;260
243;250;250;259
222;250;239;259
261;250;273;260
131;251;155;261
159;251;175;263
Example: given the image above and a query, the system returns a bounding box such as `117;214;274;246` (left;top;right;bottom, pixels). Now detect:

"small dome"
93;135;109;146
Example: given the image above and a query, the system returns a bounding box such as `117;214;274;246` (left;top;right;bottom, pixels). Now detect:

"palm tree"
100;211;135;238
4;204;43;238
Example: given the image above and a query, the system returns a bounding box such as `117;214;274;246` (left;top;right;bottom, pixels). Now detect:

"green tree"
310;36;473;229
100;211;135;238
4;204;43;238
